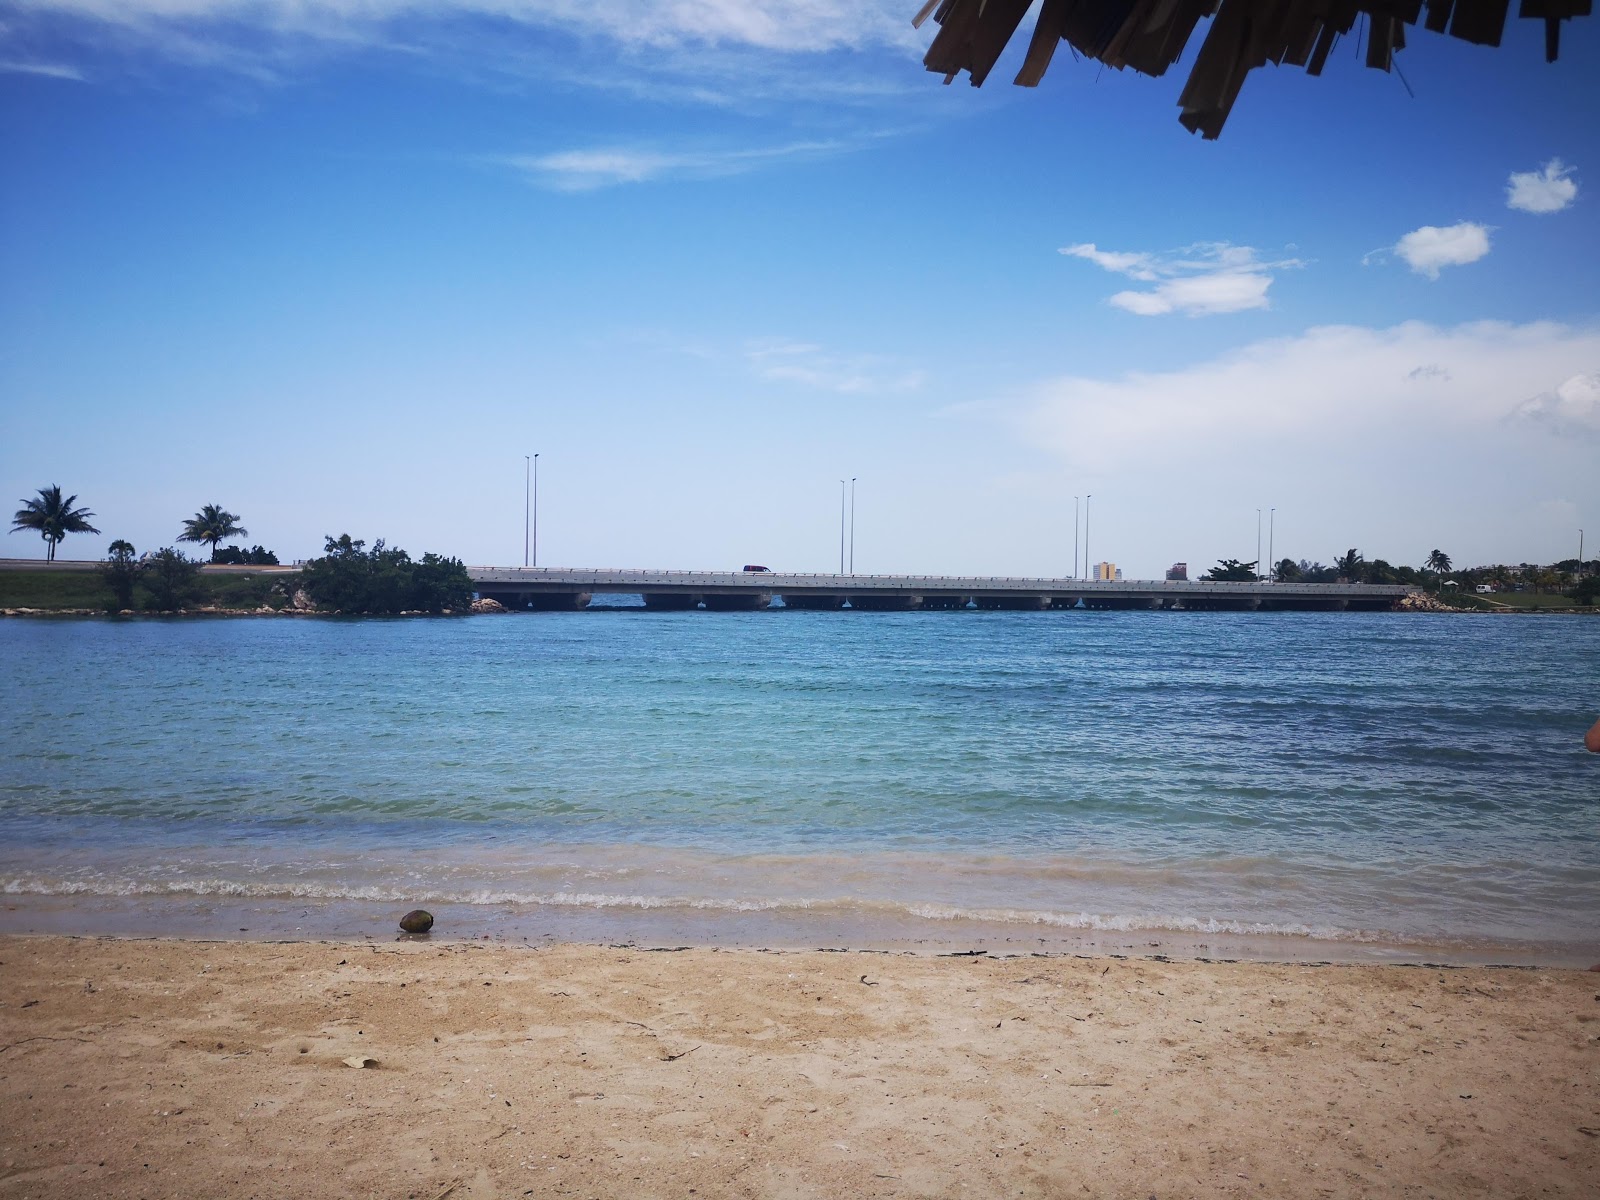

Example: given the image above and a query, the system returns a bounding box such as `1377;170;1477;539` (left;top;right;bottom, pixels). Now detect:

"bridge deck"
468;567;1410;607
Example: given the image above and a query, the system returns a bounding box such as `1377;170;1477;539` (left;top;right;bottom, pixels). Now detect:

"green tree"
1569;576;1600;606
10;485;100;562
143;547;203;611
1334;548;1365;582
300;535;472;615
1273;558;1301;582
213;545;280;566
1203;558;1259;582
99;539;141;611
178;505;248;562
1424;549;1451;592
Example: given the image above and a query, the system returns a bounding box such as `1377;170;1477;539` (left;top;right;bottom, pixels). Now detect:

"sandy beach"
2;935;1596;1199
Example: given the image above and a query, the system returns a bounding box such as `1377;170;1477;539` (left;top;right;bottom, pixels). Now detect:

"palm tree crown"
178;505;249;561
1425;549;1452;575
10;485;100;562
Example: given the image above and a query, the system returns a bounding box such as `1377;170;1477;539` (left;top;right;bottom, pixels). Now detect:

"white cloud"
745;339;925;394
1393;222;1491;279
0;59;87;79
501;138;847;189
1506;158;1578;214
1060;242;1302;317
16;1;919;52
1;1;926;89
1508;372;1600;440
1021;319;1600;467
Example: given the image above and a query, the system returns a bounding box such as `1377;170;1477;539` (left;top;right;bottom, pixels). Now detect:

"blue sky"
2;2;1596;577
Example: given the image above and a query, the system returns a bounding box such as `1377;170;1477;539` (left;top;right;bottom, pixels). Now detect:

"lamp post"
523;456;530;568
1073;496;1080;579
1268;507;1275;582
849;478;857;574
839;480;846;575
532;453;540;568
1256;508;1262;581
1085;494;1092;579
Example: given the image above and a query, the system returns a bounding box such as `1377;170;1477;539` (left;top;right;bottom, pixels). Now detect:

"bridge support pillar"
848;594;923;610
642;593;702;610
973;595;1051;610
521;592;591;611
780;594;846;610
703;593;771;611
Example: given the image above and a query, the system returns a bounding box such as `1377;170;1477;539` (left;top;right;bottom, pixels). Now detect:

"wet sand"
2;934;1597;1198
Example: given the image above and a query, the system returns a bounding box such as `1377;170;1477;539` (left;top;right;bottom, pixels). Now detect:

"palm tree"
178;505;248;562
10;485;100;562
1334;548;1365;583
1425;549;1452;591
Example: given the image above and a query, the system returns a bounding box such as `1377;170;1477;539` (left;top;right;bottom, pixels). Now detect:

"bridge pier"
780;594;846;610
642;593;702;610
1260;596;1348;612
703;592;771;611
973;595;1051;610
848;594;923;610
520;591;592;611
1173;596;1260;611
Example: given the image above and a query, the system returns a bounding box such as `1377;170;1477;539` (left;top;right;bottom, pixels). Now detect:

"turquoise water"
2;609;1597;960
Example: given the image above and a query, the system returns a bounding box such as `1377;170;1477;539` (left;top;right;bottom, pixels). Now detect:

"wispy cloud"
1508;372;1600;441
1391;222;1491;280
2;1;927;96
1506;158;1579;214
501;138;846;190
0;59;87;80
1059;242;1304;317
1020;319;1600;467
744;339;925;394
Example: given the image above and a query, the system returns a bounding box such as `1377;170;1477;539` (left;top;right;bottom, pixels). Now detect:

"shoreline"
2;933;1596;1198
4;893;1592;970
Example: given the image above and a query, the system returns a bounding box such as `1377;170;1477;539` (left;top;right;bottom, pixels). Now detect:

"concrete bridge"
468;568;1412;612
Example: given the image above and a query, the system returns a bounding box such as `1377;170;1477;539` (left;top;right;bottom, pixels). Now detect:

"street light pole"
839;480;846;575
523;456;530;568
532;453;540;568
1256;508;1262;580
849;477;857;574
1085;494;1092;579
1074;496;1080;579
1269;507;1275;582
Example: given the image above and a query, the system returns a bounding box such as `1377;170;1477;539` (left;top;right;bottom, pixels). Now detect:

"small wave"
1;875;1372;942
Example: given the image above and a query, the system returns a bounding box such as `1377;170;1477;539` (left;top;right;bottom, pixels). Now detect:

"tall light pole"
1255;508;1262;580
532;453;540;568
1073;496;1080;579
1084;494;1092;579
1268;507;1276;582
849;477;857;574
523;456;530;568
839;480;846;575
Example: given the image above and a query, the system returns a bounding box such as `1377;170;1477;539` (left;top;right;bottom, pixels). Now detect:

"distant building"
1094;562;1120;582
1166;562;1187;581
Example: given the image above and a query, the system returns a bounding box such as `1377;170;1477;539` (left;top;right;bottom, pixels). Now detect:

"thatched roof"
914;0;1591;138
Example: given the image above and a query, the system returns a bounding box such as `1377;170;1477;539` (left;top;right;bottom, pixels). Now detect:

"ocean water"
2;608;1597;962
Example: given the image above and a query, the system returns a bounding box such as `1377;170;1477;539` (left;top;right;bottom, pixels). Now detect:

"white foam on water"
0;873;1371;942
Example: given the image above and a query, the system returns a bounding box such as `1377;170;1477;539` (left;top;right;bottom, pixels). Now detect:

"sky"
1;1;1596;578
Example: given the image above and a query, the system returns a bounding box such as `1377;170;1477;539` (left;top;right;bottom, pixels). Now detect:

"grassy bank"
1431;589;1595;612
0;568;301;612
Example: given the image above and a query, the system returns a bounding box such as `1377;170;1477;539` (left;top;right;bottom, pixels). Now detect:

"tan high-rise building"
1094;561;1119;582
